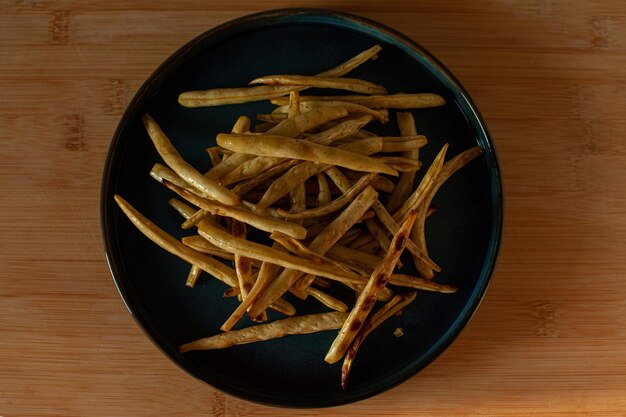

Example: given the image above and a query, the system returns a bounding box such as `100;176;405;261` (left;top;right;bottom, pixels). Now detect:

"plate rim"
100;7;504;408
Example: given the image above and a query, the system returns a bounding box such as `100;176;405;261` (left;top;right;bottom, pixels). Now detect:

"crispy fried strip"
182;236;238;263
231;115;251;133
181;209;210;230
221;242;288;331
271;93;446;109
341;170;395;194
409;146;483;278
388;274;458;293
205;152;255;181
288;90;300;118
341;292;417;389
314;278;331;288
196;221;366;285
168;198;198;219
217;134;398;176
255;137;383;212
387;113;420;212
316;173;332;207
220;115;372;186
206;147;222;167
270;232;355;276
231;220;254;299
151;163;198;194
250;75;387;95
180;312;348;352
178;44;381;108
381;135;427;153
317;44;382;77
114;195;238;287
335;228;364;246
185;266;202;288
306;287;348;312
325;210;418;364
231;159;299;196
142;114;240;205
254;122;276;132
274;101;388;123
363;218;397;263
323;167;392;258
392;144;449;223
326;244;382;270
209;107;348;181
163;180;307;240
178;85;307;107
277;173;376;220
372;156;422;172
266;106;349;137
256;113;287;123
371;200;440;271
248;187;379;318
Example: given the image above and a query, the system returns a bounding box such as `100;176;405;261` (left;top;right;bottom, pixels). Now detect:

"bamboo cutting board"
1;1;625;416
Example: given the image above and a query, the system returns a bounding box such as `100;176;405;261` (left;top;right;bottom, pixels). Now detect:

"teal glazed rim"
101;8;503;408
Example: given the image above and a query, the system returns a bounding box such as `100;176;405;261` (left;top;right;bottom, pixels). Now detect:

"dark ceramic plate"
101;9;503;408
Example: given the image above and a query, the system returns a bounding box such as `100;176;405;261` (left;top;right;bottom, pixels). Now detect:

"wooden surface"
1;1;626;415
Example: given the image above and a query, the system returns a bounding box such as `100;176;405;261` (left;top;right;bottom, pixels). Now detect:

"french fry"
325;210;418;364
180;312;348;352
217;134;398;176
162;180;307;240
250;75;387;95
151;163;197;194
142;114;240;206
341;292;417;389
271;93;446;109
114;195;238;287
